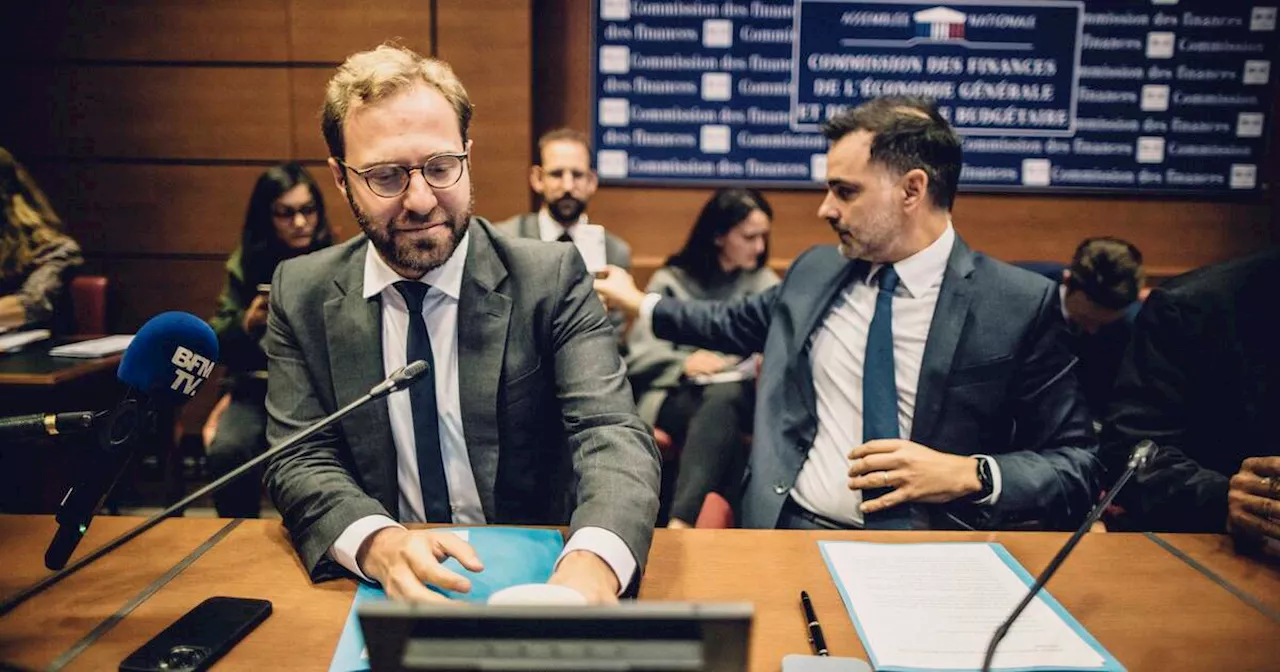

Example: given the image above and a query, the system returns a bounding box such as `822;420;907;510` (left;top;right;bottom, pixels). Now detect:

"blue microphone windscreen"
117;312;219;405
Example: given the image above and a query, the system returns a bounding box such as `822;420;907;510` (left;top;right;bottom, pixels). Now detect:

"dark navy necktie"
861;266;912;529
394;281;452;523
557;231;573;243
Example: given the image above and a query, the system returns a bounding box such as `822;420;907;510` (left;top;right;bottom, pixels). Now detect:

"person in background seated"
493;129;631;345
0;147;83;331
1102;249;1280;552
493;128;630;273
1018;238;1145;421
204;162;333;518
625;188;779;528
597;96;1100;532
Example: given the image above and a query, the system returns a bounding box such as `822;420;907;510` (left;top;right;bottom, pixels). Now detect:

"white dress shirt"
640;223;1000;528
329;232;636;592
537;208;587;244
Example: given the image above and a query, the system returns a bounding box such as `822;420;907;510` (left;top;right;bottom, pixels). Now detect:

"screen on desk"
359;601;752;671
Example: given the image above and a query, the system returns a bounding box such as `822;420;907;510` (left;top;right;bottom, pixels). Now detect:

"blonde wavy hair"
321;43;473;159
1;147;64;278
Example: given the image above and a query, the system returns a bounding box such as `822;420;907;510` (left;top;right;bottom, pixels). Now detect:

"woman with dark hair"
0;147;83;330
626;187;779;527
205;162;333;518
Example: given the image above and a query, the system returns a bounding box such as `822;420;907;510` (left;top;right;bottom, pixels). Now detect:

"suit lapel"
457;222;511;521
323;243;398;517
518;212;539;239
784;256;865;443
911;237;976;444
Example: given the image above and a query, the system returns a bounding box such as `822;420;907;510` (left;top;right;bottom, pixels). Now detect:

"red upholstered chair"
694;492;734;529
69;275;109;335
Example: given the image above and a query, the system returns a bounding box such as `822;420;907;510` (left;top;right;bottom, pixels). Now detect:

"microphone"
0;411;99;439
0;360;430;618
981;440;1158;672
44;312;219;571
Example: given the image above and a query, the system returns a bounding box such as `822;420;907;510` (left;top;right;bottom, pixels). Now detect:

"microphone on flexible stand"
0;359;431;618
45;312;220;571
0;411;100;439
981;440;1158;672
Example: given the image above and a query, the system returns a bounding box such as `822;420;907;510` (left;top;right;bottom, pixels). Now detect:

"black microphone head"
1129;440;1158;471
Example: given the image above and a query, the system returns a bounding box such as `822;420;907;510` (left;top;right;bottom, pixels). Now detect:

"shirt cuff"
329;515;403;582
971;455;1003;506
557;527;637;596
638;293;662;325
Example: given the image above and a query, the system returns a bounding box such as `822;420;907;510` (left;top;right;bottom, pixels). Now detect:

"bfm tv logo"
170;346;214;397
914;7;966;40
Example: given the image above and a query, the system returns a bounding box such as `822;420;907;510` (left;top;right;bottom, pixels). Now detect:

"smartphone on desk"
120;597;271;672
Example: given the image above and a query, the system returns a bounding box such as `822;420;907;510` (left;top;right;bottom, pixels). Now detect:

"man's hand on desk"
357;527;485;602
847;439;982;514
1227;456;1280;558
547;550;620;605
592;265;646;317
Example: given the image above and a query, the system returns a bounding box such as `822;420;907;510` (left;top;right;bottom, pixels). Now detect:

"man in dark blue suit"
597;97;1101;531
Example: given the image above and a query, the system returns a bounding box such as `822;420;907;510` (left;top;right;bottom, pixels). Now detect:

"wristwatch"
971;457;994;502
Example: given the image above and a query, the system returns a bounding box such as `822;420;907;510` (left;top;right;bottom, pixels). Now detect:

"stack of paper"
0;329;51;353
819;541;1123;672
48;334;134;358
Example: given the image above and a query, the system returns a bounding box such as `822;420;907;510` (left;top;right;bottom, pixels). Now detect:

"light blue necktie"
861;266;913;529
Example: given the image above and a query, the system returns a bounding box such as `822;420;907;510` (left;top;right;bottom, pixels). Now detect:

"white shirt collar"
537;208;588;242
870;222;955;298
361;229;470;301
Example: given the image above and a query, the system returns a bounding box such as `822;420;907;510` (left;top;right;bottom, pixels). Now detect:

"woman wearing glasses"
204;162;334;518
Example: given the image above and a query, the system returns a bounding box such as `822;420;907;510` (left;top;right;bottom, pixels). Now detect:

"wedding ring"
881;472;890;488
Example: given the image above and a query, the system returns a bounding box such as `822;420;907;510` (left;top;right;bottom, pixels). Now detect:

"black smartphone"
119;597;271;672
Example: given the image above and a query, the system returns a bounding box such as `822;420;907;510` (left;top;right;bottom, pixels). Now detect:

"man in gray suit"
264;45;660;603
597;97;1100;531
492;128;631;274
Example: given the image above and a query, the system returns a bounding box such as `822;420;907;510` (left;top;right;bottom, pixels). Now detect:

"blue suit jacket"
653;237;1102;530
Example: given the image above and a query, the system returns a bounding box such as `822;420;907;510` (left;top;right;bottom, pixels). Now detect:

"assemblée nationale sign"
592;0;1276;194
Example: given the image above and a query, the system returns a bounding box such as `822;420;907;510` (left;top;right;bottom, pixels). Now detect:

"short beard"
834;208;899;263
348;189;473;276
547;195;586;225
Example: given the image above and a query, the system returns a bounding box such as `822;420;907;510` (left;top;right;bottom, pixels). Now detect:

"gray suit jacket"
653;238;1102;530
263;218;660;582
492;212;632;271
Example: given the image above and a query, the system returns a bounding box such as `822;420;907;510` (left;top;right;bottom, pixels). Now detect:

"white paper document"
571;224;609;274
819;542;1120;671
0;329;51;353
48;334;134;358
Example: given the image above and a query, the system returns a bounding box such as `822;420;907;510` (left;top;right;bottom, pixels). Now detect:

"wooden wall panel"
290;67;336;161
0;1;289;62
4;66;293;161
289;0;433;63
435;0;534;223
23;163;265;255
99;258;227;332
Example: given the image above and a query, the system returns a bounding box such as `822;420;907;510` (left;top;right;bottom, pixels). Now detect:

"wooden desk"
0;338;122;389
1;517;1277;671
1148;532;1280;616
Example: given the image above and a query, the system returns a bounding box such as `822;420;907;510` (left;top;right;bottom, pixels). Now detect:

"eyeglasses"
337;152;469;198
272;202;318;219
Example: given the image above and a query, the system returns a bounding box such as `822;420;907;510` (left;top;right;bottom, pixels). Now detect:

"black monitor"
358;601;753;671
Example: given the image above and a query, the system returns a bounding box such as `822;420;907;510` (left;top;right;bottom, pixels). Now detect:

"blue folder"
327;527;565;672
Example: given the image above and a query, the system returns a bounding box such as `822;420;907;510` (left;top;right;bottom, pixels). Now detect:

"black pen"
800;590;829;656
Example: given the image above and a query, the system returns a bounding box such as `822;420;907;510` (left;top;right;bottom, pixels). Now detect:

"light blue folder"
327;527;565;672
